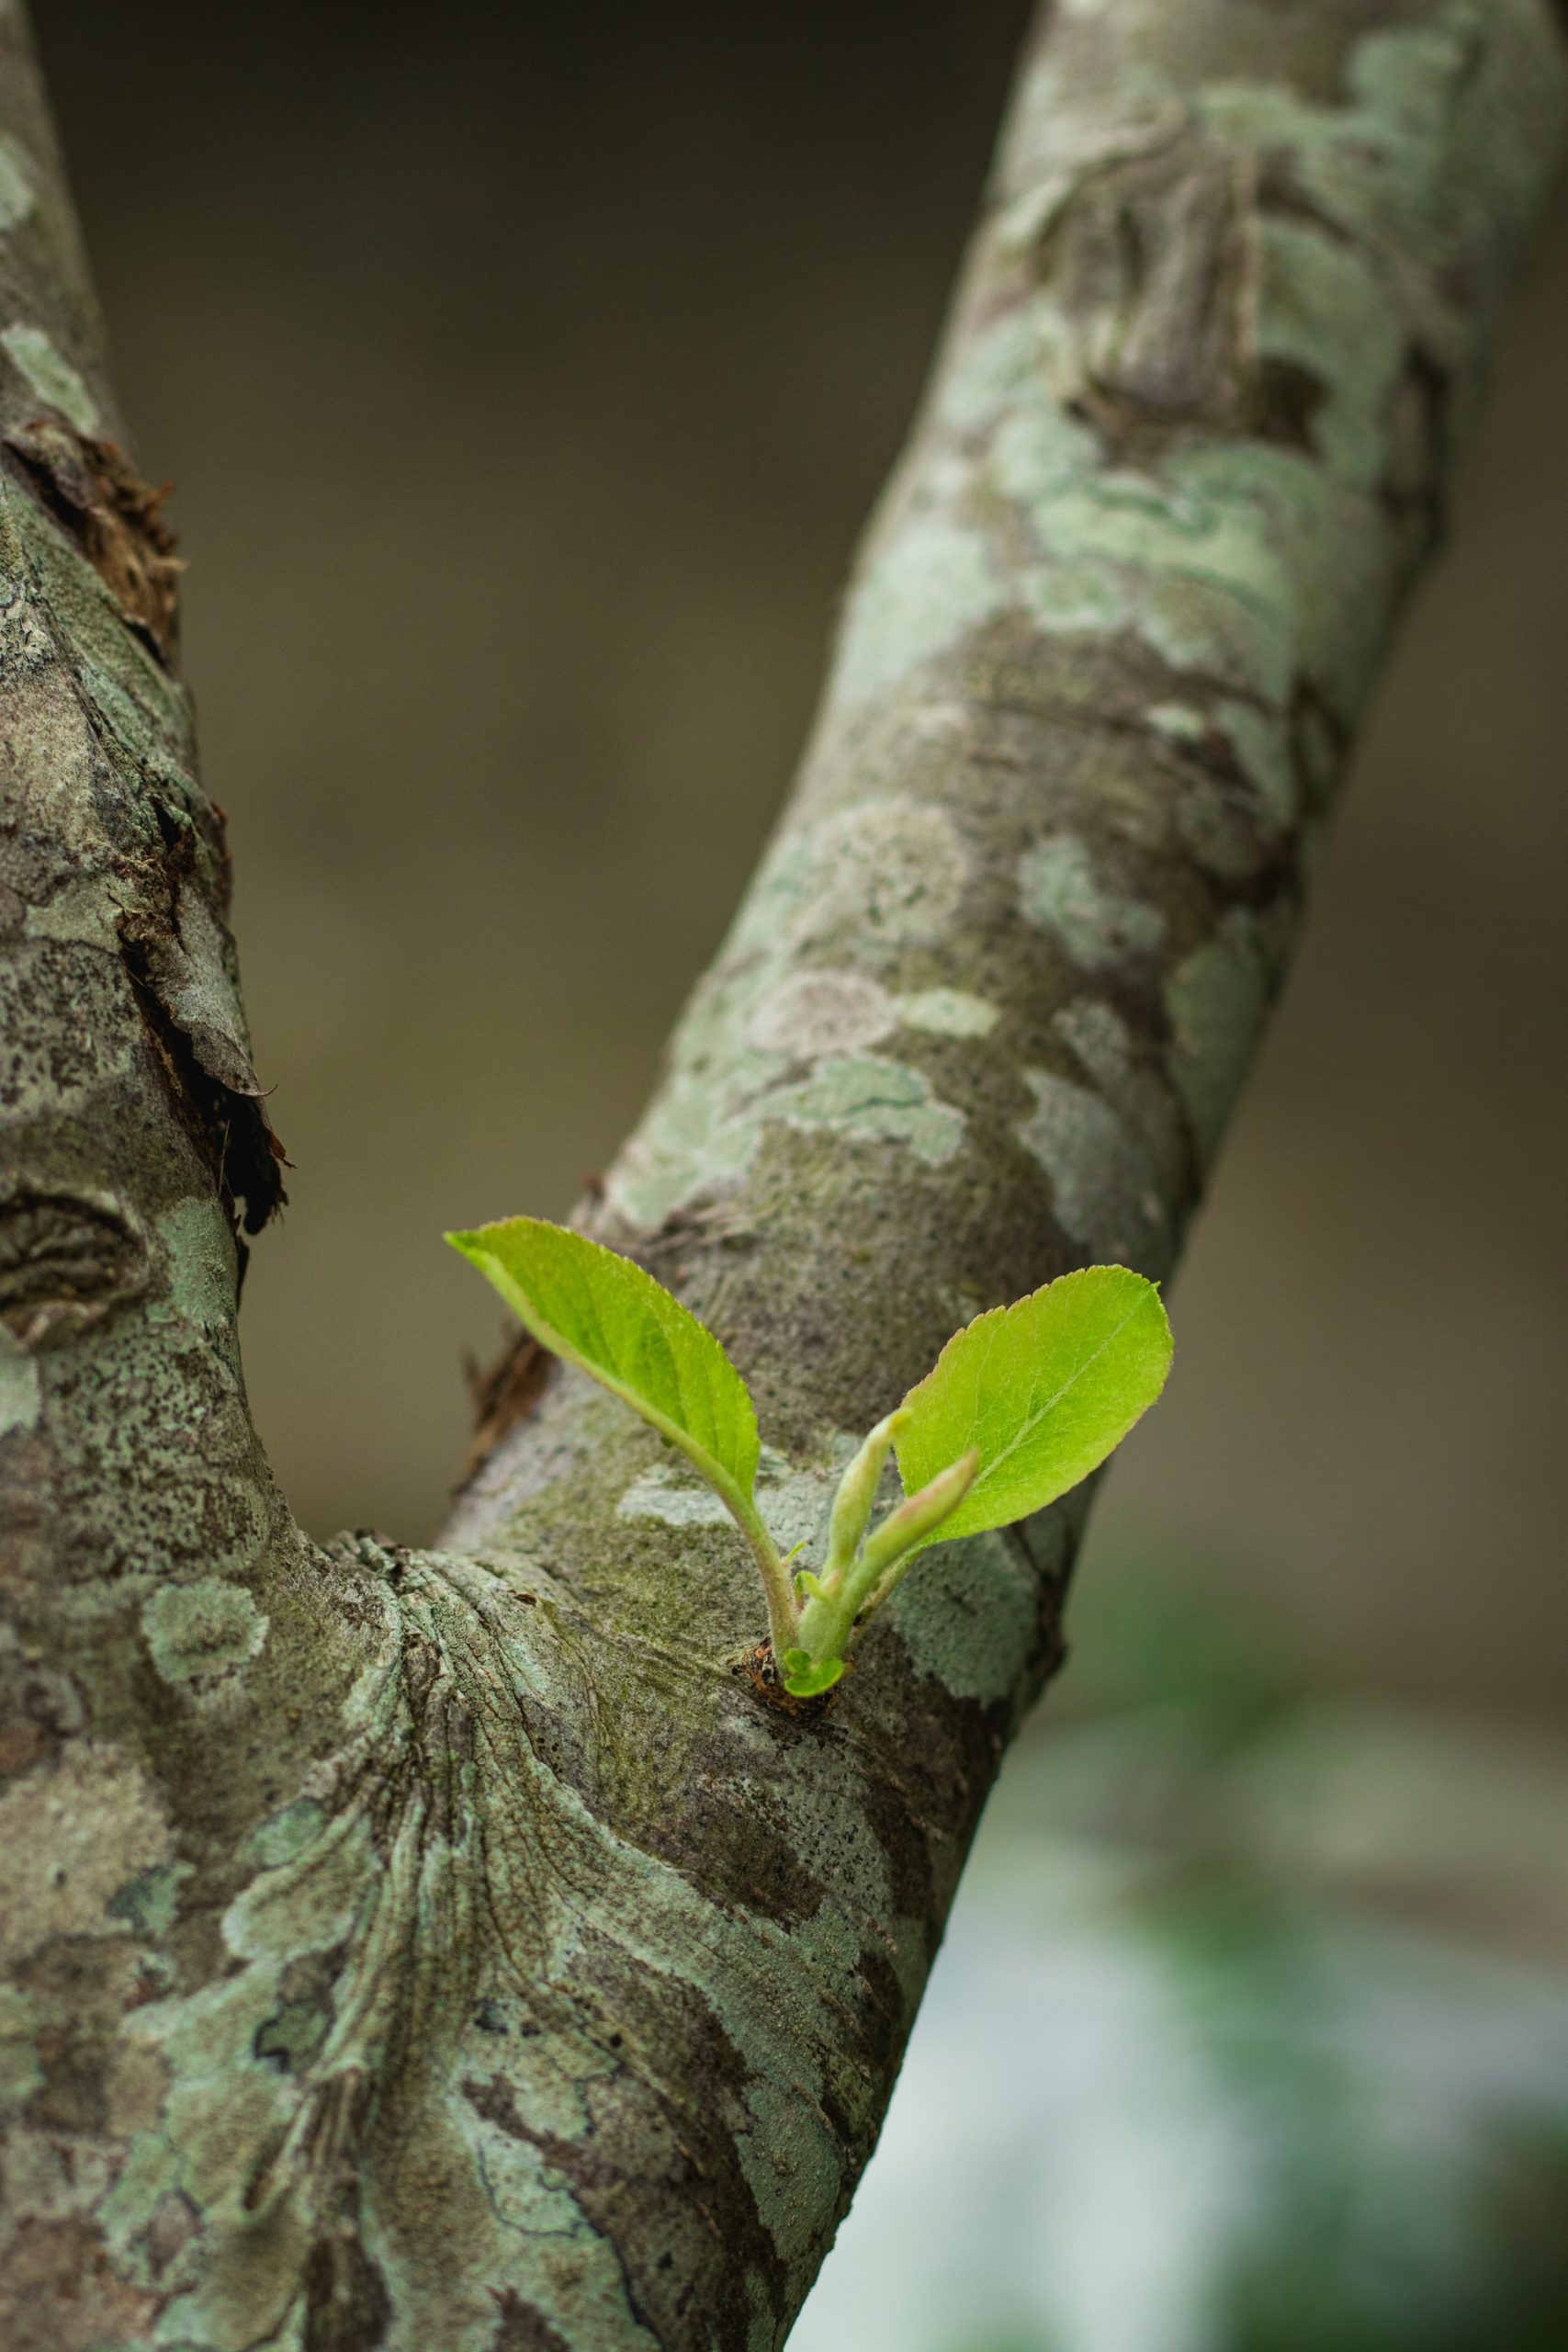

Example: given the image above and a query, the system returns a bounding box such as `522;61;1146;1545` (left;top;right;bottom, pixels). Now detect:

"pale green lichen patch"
1019;558;1142;645
1252;214;1403;492
618;1442;847;1561
942;306;1049;433
1165;910;1273;1166
1021;457;1302;705
1052;998;1188;1206
610;1034;967;1230
750;967;896;1058
0;649;107;861
0;1740;171;1966
0;322;98;434
1178;445;1393;721
0;134;34;232
108;1860;188;1941
465;2112;592;2238
1017;1067;1168;1272
245;1796;329;1871
770;1053;965;1167
831;510;1002;707
616;1464;736;1531
156;1195;240;1336
141;1578;269;1687
790;797;973;956
987;399;1103;516
885;1525;1040;1704
606;1069;765;1229
1019;834;1166;969
0;942;141;1120
976;381;1303;706
1049;996;1134;1090
51;1310;273;1591
897;987;998;1038
738;2074;851;2266
6;474;195;776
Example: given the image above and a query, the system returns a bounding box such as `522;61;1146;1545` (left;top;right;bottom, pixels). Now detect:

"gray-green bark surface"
2;4;1562;2346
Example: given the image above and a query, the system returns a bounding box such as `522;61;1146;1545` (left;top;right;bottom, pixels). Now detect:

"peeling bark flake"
2;413;183;663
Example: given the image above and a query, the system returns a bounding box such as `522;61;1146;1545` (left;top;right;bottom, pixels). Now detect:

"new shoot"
447;1217;1171;1702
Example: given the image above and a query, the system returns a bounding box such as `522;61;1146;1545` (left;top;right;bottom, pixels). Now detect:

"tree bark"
2;4;1562;2347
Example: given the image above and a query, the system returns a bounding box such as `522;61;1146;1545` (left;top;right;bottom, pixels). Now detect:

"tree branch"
2;5;1563;2349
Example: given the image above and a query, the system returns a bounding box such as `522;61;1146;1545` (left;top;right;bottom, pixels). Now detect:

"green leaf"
894;1265;1171;1550
780;1649;846;1699
446;1216;760;1517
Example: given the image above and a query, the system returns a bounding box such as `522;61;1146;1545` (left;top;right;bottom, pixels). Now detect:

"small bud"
856;1446;981;1592
823;1407;909;1585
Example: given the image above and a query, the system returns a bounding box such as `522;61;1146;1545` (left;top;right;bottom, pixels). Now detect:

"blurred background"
32;6;1568;2343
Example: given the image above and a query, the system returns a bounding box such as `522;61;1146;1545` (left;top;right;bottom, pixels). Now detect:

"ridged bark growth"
1;5;1562;2346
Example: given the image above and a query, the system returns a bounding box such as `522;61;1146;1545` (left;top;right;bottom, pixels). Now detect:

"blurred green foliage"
791;1555;1568;2352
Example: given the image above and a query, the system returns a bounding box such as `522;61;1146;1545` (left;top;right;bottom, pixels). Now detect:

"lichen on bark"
2;4;1564;2348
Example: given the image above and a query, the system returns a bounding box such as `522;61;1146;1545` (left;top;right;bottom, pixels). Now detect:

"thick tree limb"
2;4;1563;2348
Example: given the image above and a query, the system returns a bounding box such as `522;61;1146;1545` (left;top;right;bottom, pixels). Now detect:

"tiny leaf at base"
780;1649;846;1699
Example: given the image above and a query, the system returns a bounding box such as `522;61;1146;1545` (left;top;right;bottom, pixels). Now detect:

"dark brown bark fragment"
3;416;182;662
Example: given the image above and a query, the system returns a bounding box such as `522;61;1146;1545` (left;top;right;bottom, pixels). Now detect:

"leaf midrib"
960;1291;1145;1508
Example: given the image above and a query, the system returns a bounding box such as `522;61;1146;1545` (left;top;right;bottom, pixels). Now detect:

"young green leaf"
894;1265;1171;1551
446;1216;761;1518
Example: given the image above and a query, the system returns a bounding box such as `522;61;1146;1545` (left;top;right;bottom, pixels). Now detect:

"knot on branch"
0;1181;150;1351
1005;104;1343;463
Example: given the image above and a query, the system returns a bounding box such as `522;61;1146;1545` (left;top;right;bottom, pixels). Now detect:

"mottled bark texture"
1;3;1562;2346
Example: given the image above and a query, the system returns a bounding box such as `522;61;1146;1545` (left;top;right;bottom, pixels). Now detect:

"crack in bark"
121;922;288;1234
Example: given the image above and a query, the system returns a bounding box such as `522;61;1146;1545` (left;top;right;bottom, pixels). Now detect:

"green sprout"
446;1216;1172;1702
